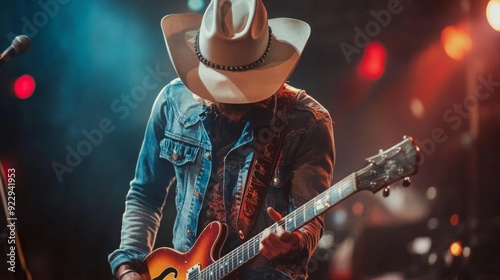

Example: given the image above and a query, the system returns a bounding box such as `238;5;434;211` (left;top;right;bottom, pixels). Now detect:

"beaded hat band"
194;27;273;72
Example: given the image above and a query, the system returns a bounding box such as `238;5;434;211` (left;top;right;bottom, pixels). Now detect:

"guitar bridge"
187;263;201;280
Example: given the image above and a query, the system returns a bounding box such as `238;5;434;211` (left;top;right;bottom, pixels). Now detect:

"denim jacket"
108;78;335;279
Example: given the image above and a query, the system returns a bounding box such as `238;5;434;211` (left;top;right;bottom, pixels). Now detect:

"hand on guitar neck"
259;207;305;261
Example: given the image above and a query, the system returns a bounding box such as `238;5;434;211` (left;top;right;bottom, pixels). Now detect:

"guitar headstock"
356;136;420;195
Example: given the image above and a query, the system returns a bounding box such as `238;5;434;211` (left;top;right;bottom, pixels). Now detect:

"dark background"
1;0;499;279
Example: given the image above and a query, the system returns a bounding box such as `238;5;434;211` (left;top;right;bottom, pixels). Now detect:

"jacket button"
272;177;281;185
172;152;179;161
187;229;192;236
194;191;201;199
205;152;211;160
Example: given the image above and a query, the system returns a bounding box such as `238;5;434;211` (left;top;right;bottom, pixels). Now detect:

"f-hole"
152;267;178;280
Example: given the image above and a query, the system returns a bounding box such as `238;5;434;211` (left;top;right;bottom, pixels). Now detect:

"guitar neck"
200;173;358;279
279;173;357;232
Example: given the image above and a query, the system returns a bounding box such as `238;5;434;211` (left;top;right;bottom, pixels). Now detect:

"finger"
261;235;280;253
279;230;300;244
269;227;302;256
266;207;282;222
260;228;282;258
259;228;280;260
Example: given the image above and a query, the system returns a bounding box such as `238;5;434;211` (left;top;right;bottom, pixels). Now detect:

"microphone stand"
0;162;32;280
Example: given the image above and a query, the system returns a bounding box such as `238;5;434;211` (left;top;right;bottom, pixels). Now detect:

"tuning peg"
383;186;391;198
402;177;411;187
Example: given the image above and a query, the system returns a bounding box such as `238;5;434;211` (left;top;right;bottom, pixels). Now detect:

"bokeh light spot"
188;0;205;11
450;213;460;226
449;241;463;257
426;186;437;200
14;74;36;99
441;24;472;61
410;98;425;119
487;0;500;31
357;41;387;80
352;202;364;216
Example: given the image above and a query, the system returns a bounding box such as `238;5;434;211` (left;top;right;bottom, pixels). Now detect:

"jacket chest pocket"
159;137;201;212
159;137;200;166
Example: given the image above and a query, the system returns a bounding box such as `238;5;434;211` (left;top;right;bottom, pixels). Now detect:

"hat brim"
161;14;311;104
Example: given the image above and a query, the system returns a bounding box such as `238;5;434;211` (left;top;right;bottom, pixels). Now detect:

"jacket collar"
168;79;210;128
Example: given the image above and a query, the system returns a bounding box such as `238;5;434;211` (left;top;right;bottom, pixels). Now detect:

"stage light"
410;97;425;119
13;74;36;99
409;237;432;255
426;186;437;200
487;0;500;31
188;0;205;11
332;208;348;225
317;232;334;250
357;41;387;80
427;217;439;230
450;213;460;226
449;241;463;257
463;246;471;258
352;202;364;216
441;24;472;61
428;253;438;265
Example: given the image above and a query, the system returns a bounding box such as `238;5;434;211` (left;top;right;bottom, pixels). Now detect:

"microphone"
0;35;32;67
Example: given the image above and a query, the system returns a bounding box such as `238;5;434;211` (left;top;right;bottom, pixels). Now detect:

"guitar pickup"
187;263;201;280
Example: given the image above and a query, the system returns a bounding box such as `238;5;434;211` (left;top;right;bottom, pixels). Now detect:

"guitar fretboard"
199;173;358;280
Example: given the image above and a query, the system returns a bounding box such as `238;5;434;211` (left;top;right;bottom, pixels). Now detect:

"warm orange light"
441;24;472;61
450;214;460;226
487;0;500;31
449;241;463;257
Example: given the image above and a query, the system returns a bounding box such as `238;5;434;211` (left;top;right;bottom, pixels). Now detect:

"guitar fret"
302;205;306;226
231;250;235;272
250;238;254;256
313;197;318;216
253;237;258;256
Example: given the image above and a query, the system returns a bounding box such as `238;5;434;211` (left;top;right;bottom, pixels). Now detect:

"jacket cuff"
108;248;148;276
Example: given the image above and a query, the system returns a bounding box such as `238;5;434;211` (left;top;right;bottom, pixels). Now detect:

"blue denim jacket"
108;78;335;279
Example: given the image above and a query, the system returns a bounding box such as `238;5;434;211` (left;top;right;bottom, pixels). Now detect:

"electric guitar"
138;136;420;280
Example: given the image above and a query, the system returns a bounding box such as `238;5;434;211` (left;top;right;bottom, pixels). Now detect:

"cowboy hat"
161;0;310;104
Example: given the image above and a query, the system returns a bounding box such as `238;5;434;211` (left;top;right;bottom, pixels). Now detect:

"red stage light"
450;214;460;226
13;74;36;99
357;41;387;80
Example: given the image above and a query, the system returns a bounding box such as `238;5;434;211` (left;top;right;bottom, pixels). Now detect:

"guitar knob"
383;186;391;198
402;177;411;187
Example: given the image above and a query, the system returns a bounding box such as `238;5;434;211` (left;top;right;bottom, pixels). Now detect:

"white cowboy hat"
161;0;311;104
